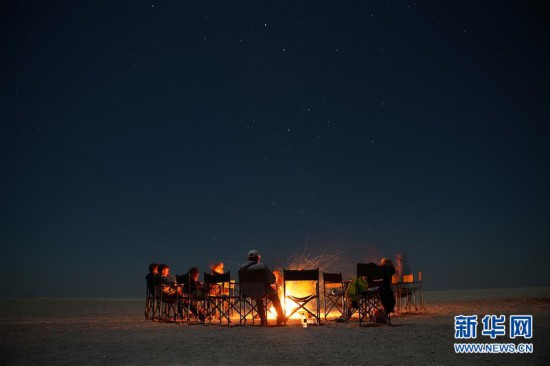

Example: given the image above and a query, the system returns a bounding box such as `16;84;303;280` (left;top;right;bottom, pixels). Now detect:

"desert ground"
1;287;549;365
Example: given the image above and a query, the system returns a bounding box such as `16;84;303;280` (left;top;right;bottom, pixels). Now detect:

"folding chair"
416;271;424;309
157;283;179;322
407;271;424;310
146;274;163;320
238;269;273;326
343;279;359;320
322;272;346;320
177;273;204;324
203;271;240;326
356;263;393;326
393;274;411;313
283;269;320;325
401;274;417;311
151;285;162;321
145;278;155;320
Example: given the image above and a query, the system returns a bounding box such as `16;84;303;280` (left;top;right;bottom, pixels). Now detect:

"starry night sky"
3;1;549;297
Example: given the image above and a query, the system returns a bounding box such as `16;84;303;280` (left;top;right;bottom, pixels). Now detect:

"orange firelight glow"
210;262;224;275
268;269;319;320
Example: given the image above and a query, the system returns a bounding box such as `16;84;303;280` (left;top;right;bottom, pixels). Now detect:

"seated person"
158;264;180;298
179;267;205;321
240;249;287;326
145;263;159;295
190;267;203;295
345;275;369;319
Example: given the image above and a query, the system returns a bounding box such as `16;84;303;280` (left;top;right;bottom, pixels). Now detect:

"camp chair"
343;279;359;319
401;274;417;311
238;269;274;326
283;269;320;325
356;263;392;326
393;274;412;313
203;271;240;326
322;272;346;320
146;274;163;320
145;278;155;320
177;273;205;324
416;271;424;309
407;271;424;310
151;285;162;321
156;283;180;322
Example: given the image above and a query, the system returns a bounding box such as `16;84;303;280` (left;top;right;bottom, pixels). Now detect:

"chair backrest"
153;284;162;299
204;271;231;285
284;269;319;282
238;269;270;298
176;273;198;294
176;273;190;284
322;272;342;284
417;271;422;282
357;263;390;287
238;269;269;283
146;274;160;295
146;277;154;295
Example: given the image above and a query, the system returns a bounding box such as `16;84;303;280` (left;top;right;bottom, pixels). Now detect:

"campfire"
210;262;224;275
209;262;229;295
268;249;345;319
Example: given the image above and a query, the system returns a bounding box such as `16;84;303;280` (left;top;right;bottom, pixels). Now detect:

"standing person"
395;253;412;283
378;258;396;318
240;249;287;326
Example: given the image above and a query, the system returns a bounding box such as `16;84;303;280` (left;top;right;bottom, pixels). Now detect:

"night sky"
3;1;549;297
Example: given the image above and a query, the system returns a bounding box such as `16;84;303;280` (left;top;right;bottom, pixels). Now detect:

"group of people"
145;249;287;325
146;263;204;320
146;250;411;325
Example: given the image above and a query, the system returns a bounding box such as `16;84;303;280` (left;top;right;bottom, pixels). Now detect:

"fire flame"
210;262;224;275
250;248;349;322
209;262;227;295
269;269;321;320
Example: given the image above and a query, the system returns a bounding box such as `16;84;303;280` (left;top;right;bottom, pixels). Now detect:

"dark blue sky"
3;1;549;296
